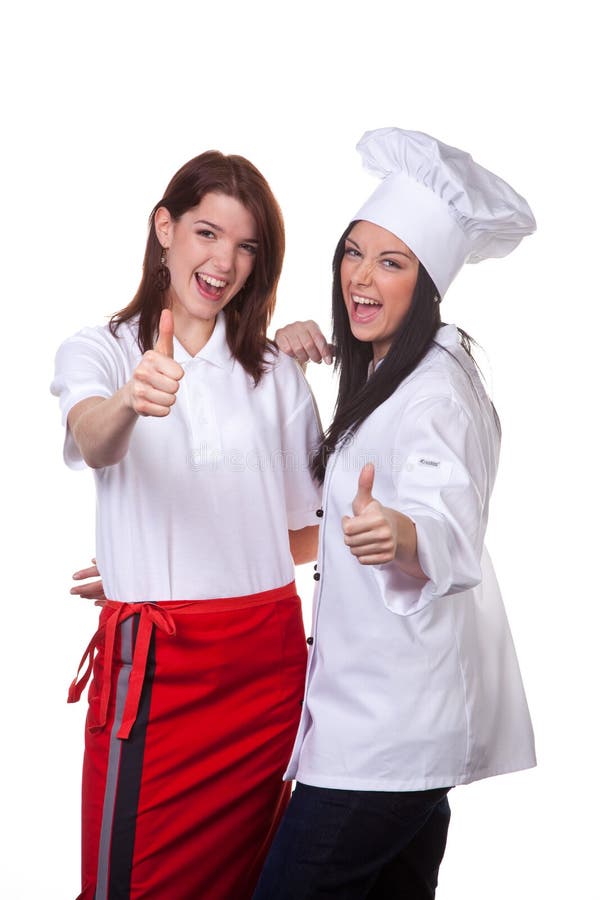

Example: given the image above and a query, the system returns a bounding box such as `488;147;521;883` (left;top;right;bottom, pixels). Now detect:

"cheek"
240;255;256;283
388;275;417;310
169;239;193;274
389;299;412;327
339;261;352;298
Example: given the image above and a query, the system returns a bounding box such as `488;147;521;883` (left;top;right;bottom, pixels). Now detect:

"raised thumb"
154;308;174;358
352;463;375;516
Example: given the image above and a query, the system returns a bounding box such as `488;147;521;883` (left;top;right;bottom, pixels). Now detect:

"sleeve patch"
401;454;453;486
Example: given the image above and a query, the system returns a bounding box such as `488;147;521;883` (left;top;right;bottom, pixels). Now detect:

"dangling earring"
154;246;171;292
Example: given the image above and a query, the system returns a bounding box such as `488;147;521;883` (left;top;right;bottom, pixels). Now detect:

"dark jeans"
252;782;451;900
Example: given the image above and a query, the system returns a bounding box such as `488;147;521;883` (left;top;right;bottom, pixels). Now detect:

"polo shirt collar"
174;313;234;370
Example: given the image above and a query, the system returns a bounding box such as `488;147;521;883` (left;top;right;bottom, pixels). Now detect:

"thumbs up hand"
342;463;421;569
127;309;185;417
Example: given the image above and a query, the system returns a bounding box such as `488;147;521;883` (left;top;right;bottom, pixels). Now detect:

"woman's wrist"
385;507;427;580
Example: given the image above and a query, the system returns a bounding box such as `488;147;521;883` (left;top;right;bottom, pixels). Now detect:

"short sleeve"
50;326;125;469
372;395;493;616
277;357;323;530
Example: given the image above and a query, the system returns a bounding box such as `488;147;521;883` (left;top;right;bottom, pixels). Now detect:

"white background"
1;1;598;897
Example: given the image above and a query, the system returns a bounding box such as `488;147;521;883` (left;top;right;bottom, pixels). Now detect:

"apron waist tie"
68;601;177;741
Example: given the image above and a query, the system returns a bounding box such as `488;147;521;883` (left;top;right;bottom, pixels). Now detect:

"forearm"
289;525;319;565
69;388;138;468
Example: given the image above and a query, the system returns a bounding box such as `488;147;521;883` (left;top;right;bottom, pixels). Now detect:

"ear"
154;206;174;249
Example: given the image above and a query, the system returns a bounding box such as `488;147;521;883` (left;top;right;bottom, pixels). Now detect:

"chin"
351;326;374;345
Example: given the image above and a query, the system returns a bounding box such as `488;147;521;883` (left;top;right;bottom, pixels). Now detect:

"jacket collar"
432;323;460;349
367;324;460;376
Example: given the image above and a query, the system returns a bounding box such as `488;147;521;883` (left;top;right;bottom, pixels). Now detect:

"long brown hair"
110;151;285;383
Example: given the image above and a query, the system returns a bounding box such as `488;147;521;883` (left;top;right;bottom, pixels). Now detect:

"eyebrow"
194;219;259;244
346;236;413;260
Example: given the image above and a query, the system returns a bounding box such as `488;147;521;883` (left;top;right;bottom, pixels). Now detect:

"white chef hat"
352;127;536;297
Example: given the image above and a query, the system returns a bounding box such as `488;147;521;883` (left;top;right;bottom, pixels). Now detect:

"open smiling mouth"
352;294;382;322
195;272;228;300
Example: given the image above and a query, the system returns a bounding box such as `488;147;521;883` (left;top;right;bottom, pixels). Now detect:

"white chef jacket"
51;313;322;602
285;324;536;791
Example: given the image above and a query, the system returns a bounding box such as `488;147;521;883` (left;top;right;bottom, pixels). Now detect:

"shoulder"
262;346;321;429
265;345;311;391
362;328;497;447
55;318;140;362
388;337;500;456
406;326;491;414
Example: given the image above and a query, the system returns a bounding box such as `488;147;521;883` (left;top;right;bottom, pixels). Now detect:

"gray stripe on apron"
95;616;133;900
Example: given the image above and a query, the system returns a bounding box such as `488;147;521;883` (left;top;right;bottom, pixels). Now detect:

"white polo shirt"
285;325;535;791
51;313;322;603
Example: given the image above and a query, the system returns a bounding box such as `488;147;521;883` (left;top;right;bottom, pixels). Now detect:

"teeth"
352;295;381;306
199;274;227;288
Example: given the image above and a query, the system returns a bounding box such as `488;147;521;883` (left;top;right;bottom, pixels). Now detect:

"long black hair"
311;223;476;483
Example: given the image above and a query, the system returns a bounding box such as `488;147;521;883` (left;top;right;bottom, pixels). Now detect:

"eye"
196;229;216;239
344;246;361;258
240;242;258;255
381;258;401;270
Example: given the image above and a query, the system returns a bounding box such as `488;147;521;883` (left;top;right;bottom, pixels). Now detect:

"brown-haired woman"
51;151;321;900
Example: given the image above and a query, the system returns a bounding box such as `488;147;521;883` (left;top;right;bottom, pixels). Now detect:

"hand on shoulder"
274;320;334;366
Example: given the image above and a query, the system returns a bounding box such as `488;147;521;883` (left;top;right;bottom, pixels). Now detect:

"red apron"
68;582;306;900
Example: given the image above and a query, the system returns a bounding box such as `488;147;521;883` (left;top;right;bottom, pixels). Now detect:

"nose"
353;257;375;286
211;242;235;273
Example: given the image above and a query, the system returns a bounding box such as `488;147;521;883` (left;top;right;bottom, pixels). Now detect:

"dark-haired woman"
252;128;537;900
51;152;321;900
